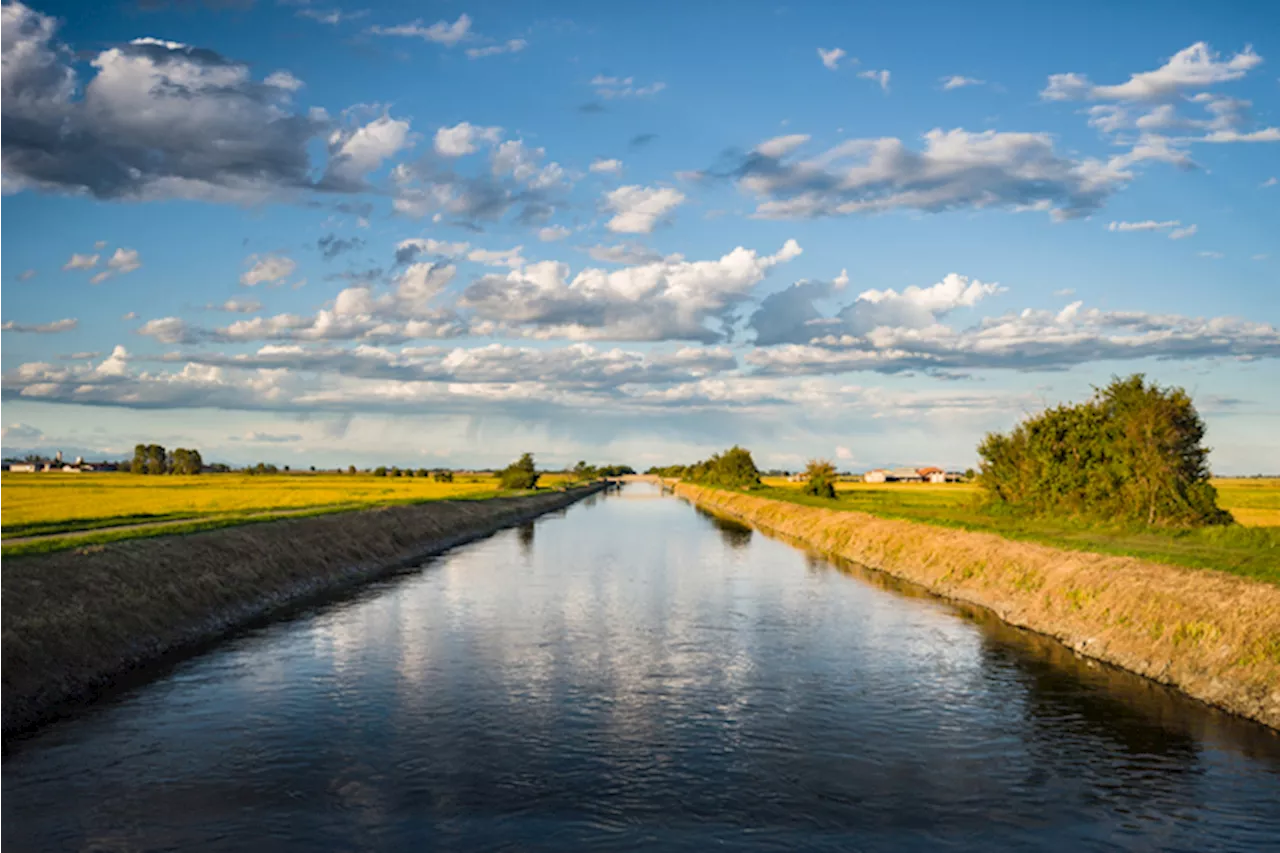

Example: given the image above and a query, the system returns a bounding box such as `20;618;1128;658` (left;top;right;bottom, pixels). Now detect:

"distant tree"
685;446;761;489
978;374;1230;526
348;465;357;474
310;465;316;472
802;459;838;499
283;465;291;473
170;448;203;475
433;469;454;483
373;466;387;477
416;468;430;478
964;468;976;481
499;453;539;490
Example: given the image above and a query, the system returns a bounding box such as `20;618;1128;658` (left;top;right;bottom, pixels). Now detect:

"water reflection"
4;482;1278;853
693;504;754;549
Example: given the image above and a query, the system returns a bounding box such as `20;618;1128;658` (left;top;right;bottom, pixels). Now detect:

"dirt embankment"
677;483;1280;730
2;486;604;738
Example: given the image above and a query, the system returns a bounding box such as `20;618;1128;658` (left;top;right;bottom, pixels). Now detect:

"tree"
499;453;539;490
685;445;761;489
373;466;387;477
978;374;1230;526
802;459;838;499
348;465;358;474
170;448;203;475
433;469;454;483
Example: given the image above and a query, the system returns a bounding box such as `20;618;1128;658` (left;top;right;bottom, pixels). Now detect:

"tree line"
130;444;203;475
650;374;1231;529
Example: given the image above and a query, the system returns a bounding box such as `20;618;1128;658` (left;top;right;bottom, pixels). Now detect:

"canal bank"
676;483;1280;731
2;484;606;738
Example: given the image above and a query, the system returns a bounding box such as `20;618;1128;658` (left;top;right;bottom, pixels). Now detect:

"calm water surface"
4;482;1279;851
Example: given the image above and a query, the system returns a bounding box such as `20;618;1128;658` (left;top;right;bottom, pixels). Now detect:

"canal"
4;482;1279;851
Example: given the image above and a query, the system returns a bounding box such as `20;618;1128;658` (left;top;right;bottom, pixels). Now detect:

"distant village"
780;466;968;484
6;451;120;473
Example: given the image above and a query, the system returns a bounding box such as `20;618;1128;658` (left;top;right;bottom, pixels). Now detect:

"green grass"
749;486;1280;585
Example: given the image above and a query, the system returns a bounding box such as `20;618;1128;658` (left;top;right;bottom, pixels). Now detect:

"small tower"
55;450;63;463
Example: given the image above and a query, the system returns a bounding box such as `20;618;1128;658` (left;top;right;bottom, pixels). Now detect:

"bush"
802;459;837;499
433;469;455;483
499;453;539;490
978;374;1231;526
685;446;762;489
373;466;387;477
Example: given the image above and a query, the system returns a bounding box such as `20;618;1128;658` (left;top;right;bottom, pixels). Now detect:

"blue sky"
2;0;1277;472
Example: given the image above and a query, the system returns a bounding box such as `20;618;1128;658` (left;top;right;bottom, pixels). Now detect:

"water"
4;483;1279;852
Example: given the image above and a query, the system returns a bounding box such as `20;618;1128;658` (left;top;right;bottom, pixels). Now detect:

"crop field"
759;476;1279;527
754;476;1280;581
0;471;577;554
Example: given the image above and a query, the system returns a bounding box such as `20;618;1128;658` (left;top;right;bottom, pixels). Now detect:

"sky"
1;0;1277;473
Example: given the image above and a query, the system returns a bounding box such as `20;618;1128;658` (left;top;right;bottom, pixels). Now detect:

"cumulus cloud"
729;129;1125;221
369;14;471;46
208;299;262;313
604;185;685;233
1168;224;1197;240
1042;42;1262;102
467;246;526;268
466;39;527;59
1107;219;1195;239
433;122;502;157
538;225;571;242
460;239;801;341
589;158;623;174
748;300;1280;377
2;317;78;333
317;234;365;259
90;247;143;283
395;237;470;264
590;75;665;99
241;254;297;286
817;47;846;70
321;113;414;190
297;7;368;26
750;273;1001;345
2;4;338;202
62;252;99;270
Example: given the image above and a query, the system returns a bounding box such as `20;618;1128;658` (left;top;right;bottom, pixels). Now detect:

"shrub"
802;459;838;499
499;453;539;490
978;374;1231;526
685;445;762;489
433;469;455;483
373;466;387;477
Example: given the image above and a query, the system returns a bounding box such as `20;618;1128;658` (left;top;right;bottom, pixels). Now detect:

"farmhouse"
864;466;952;484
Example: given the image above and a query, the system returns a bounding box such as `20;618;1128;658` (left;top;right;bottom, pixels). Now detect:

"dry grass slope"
677;483;1280;730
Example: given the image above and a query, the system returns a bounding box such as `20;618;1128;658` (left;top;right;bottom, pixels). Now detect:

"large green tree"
978;375;1230;526
500;453;540;490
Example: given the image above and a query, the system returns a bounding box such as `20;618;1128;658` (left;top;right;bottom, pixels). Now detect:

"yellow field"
759;476;1280;526
1;471;575;532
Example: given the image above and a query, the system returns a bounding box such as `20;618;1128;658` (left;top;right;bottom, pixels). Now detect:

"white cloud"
1261;177;1278;188
210;299;262;314
433;121;502;157
241;254;297;287
107;247;142;273
585;243;663;265
857;69;890;91
1107;219;1180;232
18;269;37;281
2;423;44;442
461;239;802;341
589;158;623;174
1041;42;1262;101
2;317;78;333
604;185;686;233
538;225;571;242
737;129;1125;221
63;253;99;270
835;445;854;460
1253;254;1269;261
817;47;846;71
1198;251;1225;259
467;246;526;268
591;75;665;99
941;75;984;90
754;134;811;158
264;70;304;92
1168;224;1197;240
466;39;527;59
396;238;470;262
369;14;471;46
323;114;414;189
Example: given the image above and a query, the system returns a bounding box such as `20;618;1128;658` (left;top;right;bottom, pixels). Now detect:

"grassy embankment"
1;471;576;556
756;477;1280;584
2;484;605;737
679;482;1280;729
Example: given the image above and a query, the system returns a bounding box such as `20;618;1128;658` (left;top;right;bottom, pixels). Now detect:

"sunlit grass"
1;471;579;539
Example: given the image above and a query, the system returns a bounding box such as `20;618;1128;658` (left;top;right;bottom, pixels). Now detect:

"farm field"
759;476;1280;527
753;477;1280;582
0;471;577;554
